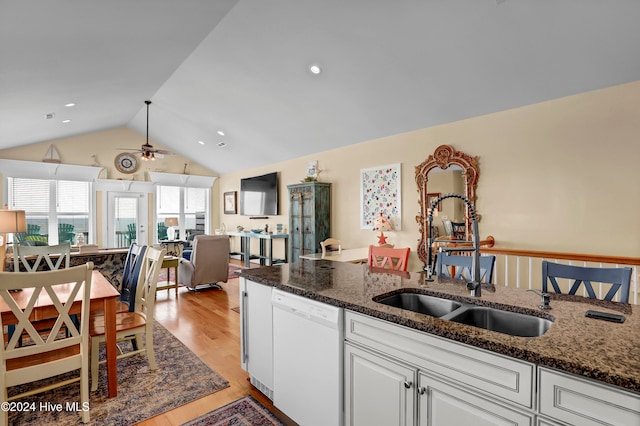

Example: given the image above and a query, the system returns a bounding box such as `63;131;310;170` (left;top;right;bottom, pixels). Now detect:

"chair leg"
90;338;100;392
80;363;90;423
145;329;157;371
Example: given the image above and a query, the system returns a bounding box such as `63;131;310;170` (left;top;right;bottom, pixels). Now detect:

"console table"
227;232;289;267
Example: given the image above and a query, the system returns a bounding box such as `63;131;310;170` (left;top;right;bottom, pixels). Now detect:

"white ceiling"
2;0;639;175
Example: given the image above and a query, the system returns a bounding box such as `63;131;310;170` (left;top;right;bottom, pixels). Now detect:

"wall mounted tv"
240;172;279;216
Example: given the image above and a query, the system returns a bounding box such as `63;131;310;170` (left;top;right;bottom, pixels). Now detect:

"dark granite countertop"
240;260;640;394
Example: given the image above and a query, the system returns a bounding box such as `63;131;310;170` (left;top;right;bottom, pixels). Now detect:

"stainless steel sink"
375;293;463;318
445;306;553;337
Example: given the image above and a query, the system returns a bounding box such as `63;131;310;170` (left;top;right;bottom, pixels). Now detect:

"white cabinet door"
418;372;534;426
538;367;640;426
239;278;273;399
345;343;416;426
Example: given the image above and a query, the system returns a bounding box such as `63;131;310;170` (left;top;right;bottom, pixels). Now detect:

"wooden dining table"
0;270;121;397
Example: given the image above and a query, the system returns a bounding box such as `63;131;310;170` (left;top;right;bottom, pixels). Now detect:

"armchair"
178;235;229;291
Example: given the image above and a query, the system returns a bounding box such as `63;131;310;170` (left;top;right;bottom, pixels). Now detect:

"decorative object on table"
276;223;283;234
42;144;61;163
251;228;263;234
165;217;179;240
224;191;237;214
0;208;27;272
360;163;401;231
236;225;244;232
117;100;174;161
75;232;85;246
373;213;393;245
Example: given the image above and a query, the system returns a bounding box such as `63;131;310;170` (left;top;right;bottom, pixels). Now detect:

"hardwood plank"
137;260;296;425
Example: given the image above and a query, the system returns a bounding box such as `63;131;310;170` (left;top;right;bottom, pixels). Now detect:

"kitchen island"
240;259;640;425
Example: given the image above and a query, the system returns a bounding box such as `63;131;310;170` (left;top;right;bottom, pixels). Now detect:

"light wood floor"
138;260;295;426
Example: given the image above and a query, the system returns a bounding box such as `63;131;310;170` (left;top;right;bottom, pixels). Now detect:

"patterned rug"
8;322;229;425
181;396;285;426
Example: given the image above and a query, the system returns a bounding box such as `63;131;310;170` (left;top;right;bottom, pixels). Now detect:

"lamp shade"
373;214;392;232
164;217;179;227
0;210;27;233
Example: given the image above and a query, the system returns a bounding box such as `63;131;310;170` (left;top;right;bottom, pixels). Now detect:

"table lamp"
373;213;392;245
165;217;179;240
0;209;27;271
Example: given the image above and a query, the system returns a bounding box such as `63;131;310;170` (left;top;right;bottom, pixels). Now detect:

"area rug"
158;262;244;284
181;396;285;426
7;322;229;425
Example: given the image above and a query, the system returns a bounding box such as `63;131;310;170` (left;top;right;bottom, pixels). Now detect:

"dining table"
299;247;369;263
0;270;121;398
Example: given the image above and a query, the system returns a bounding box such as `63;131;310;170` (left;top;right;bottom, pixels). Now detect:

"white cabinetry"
344;310;535;426
538;367;640;426
239;278;273;399
345;343;416;426
418;373;533;426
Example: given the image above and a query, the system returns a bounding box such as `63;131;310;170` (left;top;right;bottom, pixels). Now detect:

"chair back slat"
13;243;71;272
437;254;496;283
120;243;147;311
542;260;632;303
368;246;410;271
0;263;92;361
134;247;165;321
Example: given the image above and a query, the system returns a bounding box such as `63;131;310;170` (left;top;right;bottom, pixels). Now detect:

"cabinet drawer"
345;310;534;408
538;367;640;426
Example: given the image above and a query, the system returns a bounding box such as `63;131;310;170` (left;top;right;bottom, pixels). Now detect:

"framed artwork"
427;193;441;212
224;191;237;214
360;163;402;230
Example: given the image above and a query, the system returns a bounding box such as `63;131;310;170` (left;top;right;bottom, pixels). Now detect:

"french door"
106;191;148;248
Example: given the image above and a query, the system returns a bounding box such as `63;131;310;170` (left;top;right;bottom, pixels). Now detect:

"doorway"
105;191;149;248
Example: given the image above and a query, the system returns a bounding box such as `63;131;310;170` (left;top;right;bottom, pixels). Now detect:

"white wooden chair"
0;263;93;425
320;238;342;257
90;247;165;391
10;243;73;345
13;242;71;272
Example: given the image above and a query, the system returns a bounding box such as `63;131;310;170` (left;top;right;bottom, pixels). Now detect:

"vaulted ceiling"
2;0;639;174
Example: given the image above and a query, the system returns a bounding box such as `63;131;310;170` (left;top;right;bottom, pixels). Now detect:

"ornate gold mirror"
415;145;479;266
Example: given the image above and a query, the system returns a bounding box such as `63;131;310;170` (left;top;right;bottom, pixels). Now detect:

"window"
8;177;91;245
156;185;208;241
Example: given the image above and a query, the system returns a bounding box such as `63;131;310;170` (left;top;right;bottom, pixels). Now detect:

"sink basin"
446;306;552;337
376;293;463;318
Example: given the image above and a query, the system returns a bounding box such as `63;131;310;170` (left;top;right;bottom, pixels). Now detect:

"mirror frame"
415;144;479;266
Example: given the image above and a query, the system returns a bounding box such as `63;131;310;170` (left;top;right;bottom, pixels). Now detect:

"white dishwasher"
272;289;344;426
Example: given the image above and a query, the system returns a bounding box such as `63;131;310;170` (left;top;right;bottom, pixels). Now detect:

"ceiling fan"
119;100;173;160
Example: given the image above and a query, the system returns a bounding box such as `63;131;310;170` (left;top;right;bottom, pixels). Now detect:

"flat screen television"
240;172;279;216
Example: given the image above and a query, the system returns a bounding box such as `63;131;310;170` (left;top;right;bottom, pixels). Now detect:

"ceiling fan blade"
155;149;174;155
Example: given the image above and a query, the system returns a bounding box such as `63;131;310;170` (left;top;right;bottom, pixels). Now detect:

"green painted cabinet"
287;182;331;262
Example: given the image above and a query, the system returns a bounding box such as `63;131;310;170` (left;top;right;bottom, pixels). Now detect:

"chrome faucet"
426;193;482;297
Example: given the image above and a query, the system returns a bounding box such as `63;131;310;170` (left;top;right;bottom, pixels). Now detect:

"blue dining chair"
542;260;632;303
437;253;496;284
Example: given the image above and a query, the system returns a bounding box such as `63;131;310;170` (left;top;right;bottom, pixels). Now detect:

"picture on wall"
360;163;401;230
427;193;442;212
224;191;237;214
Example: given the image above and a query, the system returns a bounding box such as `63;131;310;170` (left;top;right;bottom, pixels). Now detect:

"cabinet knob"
403;381;412;389
417;386;426;395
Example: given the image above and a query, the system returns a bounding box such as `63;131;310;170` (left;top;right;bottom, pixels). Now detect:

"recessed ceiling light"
217;130;225;136
217;142;227;148
65;103;76;107
62;119;71;123
198;140;205;145
309;64;322;74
